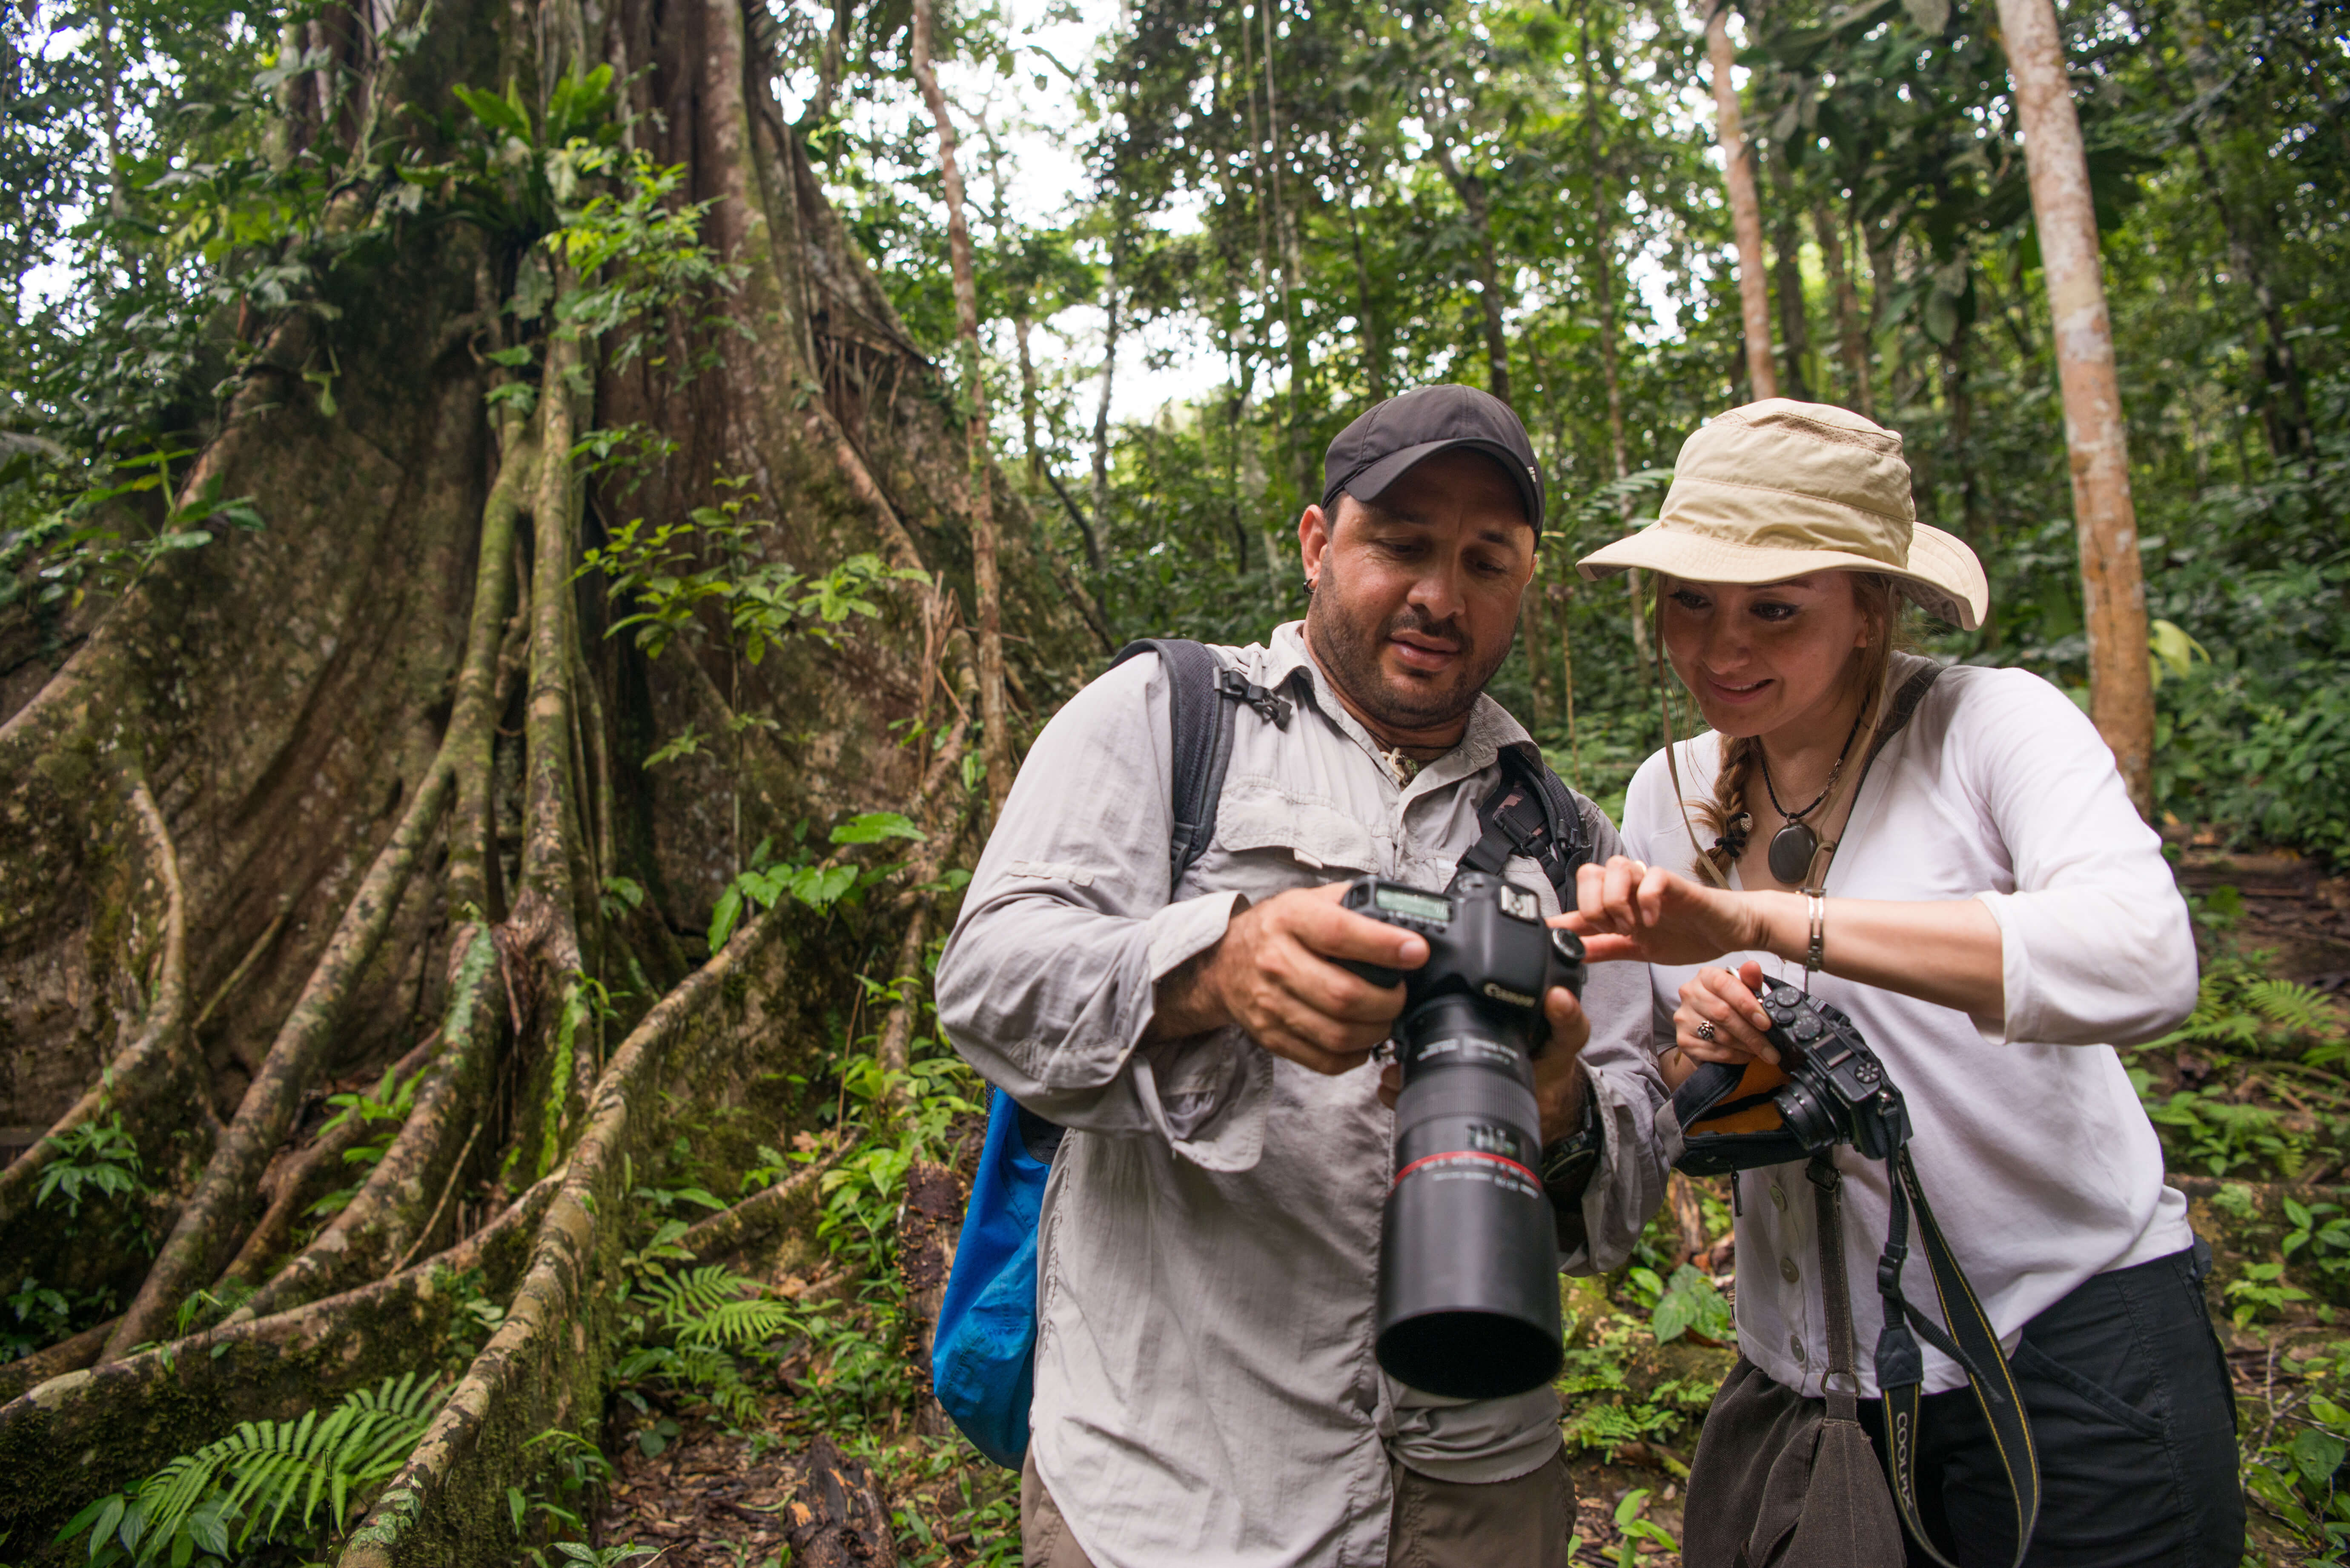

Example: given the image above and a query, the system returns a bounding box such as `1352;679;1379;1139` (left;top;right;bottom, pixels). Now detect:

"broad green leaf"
2293;1427;2347;1486
452;83;530;140
830;811;925;845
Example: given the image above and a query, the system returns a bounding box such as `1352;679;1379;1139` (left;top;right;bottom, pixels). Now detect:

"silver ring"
1695;1021;1717;1042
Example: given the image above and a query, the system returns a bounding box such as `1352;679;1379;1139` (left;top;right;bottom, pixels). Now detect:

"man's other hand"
1378;983;1592;1143
1150;882;1426;1075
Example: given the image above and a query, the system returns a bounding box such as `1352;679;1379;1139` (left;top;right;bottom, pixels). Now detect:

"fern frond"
2247;980;2341;1039
638;1264;761;1330
684;1297;794;1348
103;1373;449;1564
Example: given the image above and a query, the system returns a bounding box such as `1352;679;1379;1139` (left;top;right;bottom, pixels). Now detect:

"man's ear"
1297;502;1333;583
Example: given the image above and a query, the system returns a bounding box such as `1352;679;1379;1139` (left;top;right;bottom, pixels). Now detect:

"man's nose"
1407;559;1468;625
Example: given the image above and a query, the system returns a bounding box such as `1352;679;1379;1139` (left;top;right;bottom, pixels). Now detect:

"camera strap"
1866;1146;2040;1568
1453;745;1592;903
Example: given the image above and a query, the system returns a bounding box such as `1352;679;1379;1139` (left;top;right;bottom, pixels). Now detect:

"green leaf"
707;885;745;953
452;83;531;141
2293;1427;2347;1486
788;864;859;910
830;811;925;846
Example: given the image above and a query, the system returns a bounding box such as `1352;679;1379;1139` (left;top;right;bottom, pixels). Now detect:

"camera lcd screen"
1375;887;1452;923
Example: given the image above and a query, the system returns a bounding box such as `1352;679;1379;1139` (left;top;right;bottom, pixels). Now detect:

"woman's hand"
1556;855;1767;967
1656;961;1776;1090
1676;961;1777;1066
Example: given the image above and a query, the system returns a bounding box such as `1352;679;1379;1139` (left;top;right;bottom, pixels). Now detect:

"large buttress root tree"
0;0;1081;1557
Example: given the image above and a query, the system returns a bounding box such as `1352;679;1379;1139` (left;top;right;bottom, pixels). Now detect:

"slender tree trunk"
1553;581;1579;779
1706;1;1777;401
1580;8;1652;663
1996;0;2155;813
911;0;1010;817
1522;573;1549;731
1092;229;1123;549
1016;307;1040;489
1942;328;1982;541
811;0;846;118
1430;134;1511;405
1261;0;1311;504
1766;148;1811;401
2168;3;2313;461
1345;177;1388;401
1815;197;1871;415
95;0;128;223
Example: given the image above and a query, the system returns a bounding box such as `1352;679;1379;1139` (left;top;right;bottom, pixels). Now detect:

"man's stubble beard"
1303;558;1516;738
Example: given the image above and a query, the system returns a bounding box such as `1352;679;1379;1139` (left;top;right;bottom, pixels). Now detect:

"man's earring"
1303;575;1316;593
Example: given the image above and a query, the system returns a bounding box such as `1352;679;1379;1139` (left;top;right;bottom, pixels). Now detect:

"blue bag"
931;1087;1055;1468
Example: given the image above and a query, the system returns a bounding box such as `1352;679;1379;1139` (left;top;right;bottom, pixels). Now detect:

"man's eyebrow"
1354;500;1427;528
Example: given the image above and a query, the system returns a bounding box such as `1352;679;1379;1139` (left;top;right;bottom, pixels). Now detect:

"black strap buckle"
1215;667;1292;728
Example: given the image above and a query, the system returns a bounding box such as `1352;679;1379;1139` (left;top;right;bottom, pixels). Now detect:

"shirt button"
1790;1334;1807;1366
1769;1183;1788;1212
1780;1256;1800;1285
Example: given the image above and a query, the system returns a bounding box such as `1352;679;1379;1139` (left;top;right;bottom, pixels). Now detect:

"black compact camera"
1673;984;1913;1177
1340;871;1586;1401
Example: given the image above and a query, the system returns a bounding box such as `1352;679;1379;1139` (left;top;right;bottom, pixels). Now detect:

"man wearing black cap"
936;386;1671;1568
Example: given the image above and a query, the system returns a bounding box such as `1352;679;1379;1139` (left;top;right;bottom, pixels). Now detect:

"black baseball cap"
1320;384;1545;534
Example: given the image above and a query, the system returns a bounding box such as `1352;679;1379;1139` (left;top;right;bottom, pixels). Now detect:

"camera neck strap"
1452;746;1591;904
1832;1144;2038;1568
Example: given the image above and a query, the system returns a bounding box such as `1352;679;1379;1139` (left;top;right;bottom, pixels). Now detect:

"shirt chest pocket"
1188;790;1387;898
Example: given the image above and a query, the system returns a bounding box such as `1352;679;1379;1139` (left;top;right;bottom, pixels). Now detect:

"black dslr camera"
1339;871;1585;1401
1673;984;1913;1177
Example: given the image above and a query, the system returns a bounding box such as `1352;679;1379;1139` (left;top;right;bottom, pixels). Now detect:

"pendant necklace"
1757;705;1869;886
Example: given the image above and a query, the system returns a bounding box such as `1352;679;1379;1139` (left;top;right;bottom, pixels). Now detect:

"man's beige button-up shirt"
935;622;1674;1568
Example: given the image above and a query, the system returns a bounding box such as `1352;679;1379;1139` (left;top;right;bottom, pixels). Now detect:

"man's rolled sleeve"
934;655;1270;1169
1559;803;1679;1274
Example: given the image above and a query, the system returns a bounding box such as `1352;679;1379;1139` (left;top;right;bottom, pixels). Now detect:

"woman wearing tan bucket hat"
1562;401;2243;1566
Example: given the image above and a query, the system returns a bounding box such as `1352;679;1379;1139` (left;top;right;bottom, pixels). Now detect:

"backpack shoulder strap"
1452;746;1593;906
1109;639;1293;896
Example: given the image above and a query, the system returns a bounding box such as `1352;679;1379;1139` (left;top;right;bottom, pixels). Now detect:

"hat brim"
1328;438;1544;534
1575;522;1987;631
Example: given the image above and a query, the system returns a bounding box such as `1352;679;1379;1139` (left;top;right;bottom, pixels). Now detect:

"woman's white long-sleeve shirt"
1619;652;2198;1397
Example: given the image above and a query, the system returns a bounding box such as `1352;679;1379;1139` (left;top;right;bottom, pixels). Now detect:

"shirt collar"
1264;620;1542;802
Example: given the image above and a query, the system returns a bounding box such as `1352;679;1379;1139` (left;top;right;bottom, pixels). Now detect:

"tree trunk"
0;0;1084;1550
1579;9;1651;664
1430;135;1511;406
1766;147;1812;401
1092;231;1123;551
1706;1;1777;401
2169;1;2313;463
1017;307;1042;490
1345;188;1388;401
1996;0;2155;814
1262;0;1312;506
911;0;1011;821
1815;197;1872;415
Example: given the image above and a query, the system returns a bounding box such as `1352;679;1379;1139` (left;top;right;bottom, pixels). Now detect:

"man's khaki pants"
1020;1447;1579;1567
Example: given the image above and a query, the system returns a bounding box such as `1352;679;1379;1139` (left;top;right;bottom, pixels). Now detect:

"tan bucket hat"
1575;399;1989;630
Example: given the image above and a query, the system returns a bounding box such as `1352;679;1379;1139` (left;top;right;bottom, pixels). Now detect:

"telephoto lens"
1343;872;1585;1401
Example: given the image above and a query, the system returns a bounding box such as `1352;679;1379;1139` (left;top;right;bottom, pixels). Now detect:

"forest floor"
576;850;2350;1567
